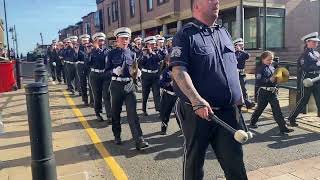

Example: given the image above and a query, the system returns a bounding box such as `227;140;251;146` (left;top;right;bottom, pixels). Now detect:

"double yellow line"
63;90;128;180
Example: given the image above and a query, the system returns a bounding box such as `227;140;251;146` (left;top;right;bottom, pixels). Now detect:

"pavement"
0;75;319;180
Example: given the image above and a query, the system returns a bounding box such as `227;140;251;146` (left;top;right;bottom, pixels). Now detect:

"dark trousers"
110;80;143;142
239;75;253;107
77;63;89;102
75;66;80;92
89;71;111;116
288;73;320;121
160;91;180;127
175;99;247;180
55;64;63;83
66;63;76;91
250;88;287;130
62;64;66;83
141;72;161;112
49;62;56;81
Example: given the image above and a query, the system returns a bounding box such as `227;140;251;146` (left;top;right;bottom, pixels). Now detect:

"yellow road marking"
63;90;128;180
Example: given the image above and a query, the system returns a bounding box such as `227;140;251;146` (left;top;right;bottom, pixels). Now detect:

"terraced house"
59;0;320;72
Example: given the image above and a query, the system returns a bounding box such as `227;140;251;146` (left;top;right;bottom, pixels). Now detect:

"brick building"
59;0;320;72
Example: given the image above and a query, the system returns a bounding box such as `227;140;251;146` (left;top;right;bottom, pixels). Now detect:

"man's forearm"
172;66;202;105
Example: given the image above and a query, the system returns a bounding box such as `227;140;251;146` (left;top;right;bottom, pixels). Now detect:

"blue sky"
0;0;97;55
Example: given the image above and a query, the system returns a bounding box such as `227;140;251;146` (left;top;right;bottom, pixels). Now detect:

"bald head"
192;0;220;26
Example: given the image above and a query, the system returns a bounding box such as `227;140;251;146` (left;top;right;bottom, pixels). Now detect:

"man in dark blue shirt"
139;36;162;116
170;0;247;179
234;38;255;109
47;41;59;84
88;32;112;122
77;34;91;106
106;27;149;150
288;32;320;126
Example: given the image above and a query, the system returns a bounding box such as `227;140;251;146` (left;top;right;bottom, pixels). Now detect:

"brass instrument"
272;67;290;84
130;54;139;79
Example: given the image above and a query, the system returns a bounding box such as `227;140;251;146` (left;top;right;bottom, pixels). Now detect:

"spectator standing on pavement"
170;0;248;179
249;51;294;134
288;32;320;126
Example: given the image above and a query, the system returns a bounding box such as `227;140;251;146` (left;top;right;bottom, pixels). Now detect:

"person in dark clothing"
106;27;149;150
88;32;112;122
159;55;180;135
249;51;294;134
139;36;163;116
77;34;91;105
62;38;78;94
170;0;248;179
233;38;255;109
57;41;66;84
288;32;320;126
47;41;60;84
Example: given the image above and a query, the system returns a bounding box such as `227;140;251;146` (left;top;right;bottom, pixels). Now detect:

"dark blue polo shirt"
63;46;77;63
88;47;109;70
235;50;250;69
169;18;242;107
160;67;174;92
255;64;276;87
301;48;320;72
140;52;162;71
105;47;136;78
77;45;88;63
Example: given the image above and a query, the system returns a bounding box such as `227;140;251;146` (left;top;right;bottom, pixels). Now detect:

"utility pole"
3;0;10;57
240;0;244;40
263;0;267;51
40;32;44;45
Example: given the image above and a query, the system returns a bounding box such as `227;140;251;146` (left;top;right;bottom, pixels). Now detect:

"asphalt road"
53;82;320;180
18;61;320;179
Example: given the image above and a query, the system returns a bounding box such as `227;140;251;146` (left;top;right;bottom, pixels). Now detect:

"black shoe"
96;114;104;121
142;112;148;116
160;123;167;135
136;138;149;150
249;123;258;129
280;127;294;133
289;121;299;127
70;90;75;95
84;100;89;106
115;137;122;145
246;102;255;109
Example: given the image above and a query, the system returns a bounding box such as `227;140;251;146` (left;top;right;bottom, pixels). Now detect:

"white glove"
113;66;122;76
316;61;320;67
52;62;56;66
137;69;142;78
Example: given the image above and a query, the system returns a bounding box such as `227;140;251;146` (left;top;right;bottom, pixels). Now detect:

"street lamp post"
263;0;267;51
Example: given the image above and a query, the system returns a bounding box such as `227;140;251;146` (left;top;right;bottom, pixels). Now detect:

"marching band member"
47;40;59;84
87;32;112;122
249;51;293;134
62;37;77;94
288;32;320;126
106;27;149;150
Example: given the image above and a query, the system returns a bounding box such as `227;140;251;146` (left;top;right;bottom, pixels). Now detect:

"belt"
112;76;131;82
91;68;105;73
260;87;278;93
238;69;245;75
77;61;85;64
141;68;158;73
65;61;76;64
308;70;320;74
163;89;175;96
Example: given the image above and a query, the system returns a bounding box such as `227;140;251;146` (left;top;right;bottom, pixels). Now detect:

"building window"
112;1;119;22
158;0;168;5
85;23;91;35
107;7;111;25
94;11;100;27
147;0;153;11
259;8;285;49
129;0;135;17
